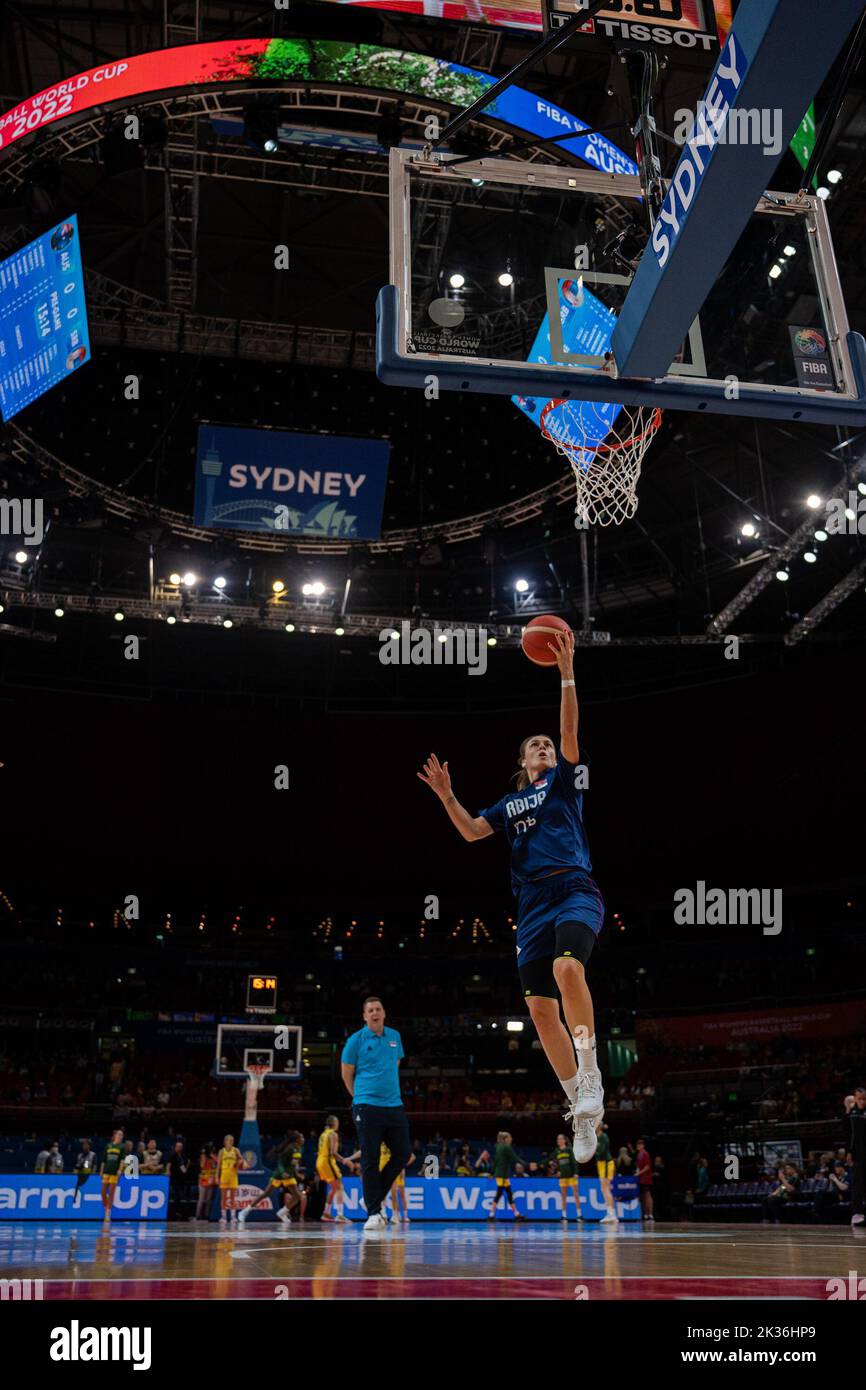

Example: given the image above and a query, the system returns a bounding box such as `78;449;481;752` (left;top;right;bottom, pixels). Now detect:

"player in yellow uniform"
554;1132;580;1222
316;1115;354;1223
99;1128;125;1225
216;1133;245;1226
380;1142;414;1223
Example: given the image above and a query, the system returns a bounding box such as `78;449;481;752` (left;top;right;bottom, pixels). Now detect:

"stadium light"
449;272;465;289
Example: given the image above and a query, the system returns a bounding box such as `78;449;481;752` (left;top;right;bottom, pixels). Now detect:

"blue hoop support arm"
376;286;866;427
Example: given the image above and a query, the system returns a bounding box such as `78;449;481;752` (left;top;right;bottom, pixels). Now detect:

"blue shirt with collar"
341;1024;404;1107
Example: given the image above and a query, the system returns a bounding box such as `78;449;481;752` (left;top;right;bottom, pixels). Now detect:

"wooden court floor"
2;1221;864;1299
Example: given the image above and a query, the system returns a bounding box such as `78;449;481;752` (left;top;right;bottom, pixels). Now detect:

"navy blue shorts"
516;870;604;970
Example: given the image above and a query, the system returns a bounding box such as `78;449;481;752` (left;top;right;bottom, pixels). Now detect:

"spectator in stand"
44;1142;64;1174
845;1087;866;1227
616;1144;635;1177
695;1157;711;1197
474;1149;491;1177
635;1138;654;1222
167;1140;190;1221
141;1139;164;1175
817;1160;851;1221
763;1164;800;1223
34;1143;52;1173
455;1146;472;1177
652;1154;668;1221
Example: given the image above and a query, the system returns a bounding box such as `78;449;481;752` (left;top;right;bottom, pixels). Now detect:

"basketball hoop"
540;399;663;527
245;1064;268;1095
243;1064;268;1121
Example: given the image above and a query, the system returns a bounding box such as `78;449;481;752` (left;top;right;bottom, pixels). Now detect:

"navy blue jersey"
479;749;593;893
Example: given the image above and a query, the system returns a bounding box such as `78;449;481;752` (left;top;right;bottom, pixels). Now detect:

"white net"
540;399;663;527
243;1066;267;1121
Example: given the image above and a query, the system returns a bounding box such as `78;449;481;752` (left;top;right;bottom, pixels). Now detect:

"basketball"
521;614;572;666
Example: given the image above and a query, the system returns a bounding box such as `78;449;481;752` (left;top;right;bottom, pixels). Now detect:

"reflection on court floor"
1;1221;859;1300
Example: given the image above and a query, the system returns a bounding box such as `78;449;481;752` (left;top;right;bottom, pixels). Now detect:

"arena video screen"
311;0;732;44
0;215;90;422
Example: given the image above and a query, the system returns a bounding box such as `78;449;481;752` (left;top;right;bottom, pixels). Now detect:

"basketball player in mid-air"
418;628;605;1163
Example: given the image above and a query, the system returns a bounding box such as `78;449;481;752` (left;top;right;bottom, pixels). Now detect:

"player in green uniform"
239;1131;307;1225
99;1128;125;1224
554;1132;580;1222
595;1121;618;1223
488;1131;525;1222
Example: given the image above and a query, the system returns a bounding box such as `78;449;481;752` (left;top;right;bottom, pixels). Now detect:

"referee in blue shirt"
341;997;411;1231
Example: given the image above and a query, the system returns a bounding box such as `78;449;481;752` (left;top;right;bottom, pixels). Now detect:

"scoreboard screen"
246;974;278;1014
0;215;90;422
543;0;724;48
311;0;732;45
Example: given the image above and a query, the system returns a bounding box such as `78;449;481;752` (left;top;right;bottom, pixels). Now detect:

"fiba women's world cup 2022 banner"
194;425;390;540
637;999;866;1049
0;39;637;175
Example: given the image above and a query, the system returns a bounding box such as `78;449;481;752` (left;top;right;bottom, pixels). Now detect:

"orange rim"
539;401;663;456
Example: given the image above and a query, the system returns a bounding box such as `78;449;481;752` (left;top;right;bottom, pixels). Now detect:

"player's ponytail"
513;737;532;792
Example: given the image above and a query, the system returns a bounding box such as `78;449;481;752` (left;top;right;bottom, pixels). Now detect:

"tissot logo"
49;1321;152;1370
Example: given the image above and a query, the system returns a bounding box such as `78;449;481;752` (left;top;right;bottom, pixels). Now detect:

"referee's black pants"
353;1104;411;1217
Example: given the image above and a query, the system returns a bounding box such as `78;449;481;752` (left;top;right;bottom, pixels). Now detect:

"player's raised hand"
547;627;576;676
417;753;453;801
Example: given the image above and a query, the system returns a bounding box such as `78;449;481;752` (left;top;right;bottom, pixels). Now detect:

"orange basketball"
521;614;572;666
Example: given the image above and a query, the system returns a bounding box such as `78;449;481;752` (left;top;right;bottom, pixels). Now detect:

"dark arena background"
1;0;866;1363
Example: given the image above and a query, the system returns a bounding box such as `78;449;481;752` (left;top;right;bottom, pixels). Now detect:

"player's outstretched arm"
548;630;579;764
417;754;493;842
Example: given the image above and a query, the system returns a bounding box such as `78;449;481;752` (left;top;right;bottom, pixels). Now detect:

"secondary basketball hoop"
245;1063;268;1094
244;1064;269;1122
540;400;663;526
